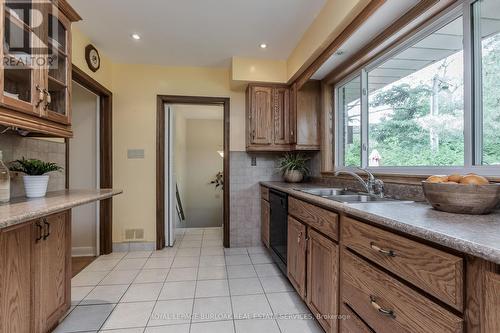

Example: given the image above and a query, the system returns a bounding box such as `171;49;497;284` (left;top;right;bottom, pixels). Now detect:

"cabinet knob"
370;242;396;257
43;90;52;111
35;85;44;108
370;295;395;318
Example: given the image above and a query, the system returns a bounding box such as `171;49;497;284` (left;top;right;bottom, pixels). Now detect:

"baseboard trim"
72;246;96;257
112;241;155;252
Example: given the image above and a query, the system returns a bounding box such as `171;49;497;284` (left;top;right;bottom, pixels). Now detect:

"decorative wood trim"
54;0;82;22
291;0;387;90
0;107;73;137
156;95;231;249
71;65;113;255
325;0;454;85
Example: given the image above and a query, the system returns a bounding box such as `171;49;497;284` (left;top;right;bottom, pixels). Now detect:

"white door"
165;105;176;246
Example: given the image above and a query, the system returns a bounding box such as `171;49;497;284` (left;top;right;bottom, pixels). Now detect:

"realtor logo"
3;0;61;69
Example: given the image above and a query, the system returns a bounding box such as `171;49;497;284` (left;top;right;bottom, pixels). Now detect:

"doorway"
69;65;114;255
69;82;100;257
165;104;224;245
157;96;230;249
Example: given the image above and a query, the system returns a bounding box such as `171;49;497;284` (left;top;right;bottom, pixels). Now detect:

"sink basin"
326;194;395;203
296;188;407;204
298;188;354;197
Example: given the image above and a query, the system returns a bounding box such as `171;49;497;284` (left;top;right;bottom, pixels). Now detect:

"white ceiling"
68;0;326;68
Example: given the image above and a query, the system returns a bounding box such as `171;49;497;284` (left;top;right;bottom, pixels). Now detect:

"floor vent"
124;229;145;241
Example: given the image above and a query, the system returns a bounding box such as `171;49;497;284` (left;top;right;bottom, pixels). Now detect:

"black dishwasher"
269;189;288;274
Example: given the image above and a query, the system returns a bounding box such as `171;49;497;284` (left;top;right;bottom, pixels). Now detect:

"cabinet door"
33;211;71;333
0;223;33;333
287;216;306;298
261;199;270;248
39;4;71;125
273;87;290;145
249;86;273;145
307;228;338;333
1;0;43;116
485;271;500;332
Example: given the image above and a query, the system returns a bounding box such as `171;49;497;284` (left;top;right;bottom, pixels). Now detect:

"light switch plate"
127;149;145;159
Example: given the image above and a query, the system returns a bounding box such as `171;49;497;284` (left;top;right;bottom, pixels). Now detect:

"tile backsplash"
229;151;319;247
0;133;66;198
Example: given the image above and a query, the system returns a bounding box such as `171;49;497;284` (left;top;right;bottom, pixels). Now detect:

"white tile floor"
55;227;323;333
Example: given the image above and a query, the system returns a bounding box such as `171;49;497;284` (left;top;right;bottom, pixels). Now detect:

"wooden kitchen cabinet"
246;83;291;151
0;0;80;137
246;81;320;152
0;223;33;333
290;80;321;150
33;210;71;333
307;228;338;333
0;210;71;333
287;216;307;298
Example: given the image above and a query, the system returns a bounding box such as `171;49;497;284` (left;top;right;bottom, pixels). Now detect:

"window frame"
333;0;500;176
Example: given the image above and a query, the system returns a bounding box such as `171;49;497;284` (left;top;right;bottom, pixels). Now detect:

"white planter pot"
283;170;304;183
23;175;49;198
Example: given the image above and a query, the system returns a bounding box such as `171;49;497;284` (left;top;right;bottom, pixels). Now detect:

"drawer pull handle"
370;295;395;318
370;242;395;257
297;231;302;244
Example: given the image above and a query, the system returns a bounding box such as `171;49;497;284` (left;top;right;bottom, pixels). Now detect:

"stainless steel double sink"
296;188;401;204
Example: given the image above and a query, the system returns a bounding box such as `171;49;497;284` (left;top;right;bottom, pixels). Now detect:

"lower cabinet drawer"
340;303;374;333
342;249;463;333
342;217;463;311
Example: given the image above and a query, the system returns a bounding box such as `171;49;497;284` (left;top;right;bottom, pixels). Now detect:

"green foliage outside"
344;34;500;167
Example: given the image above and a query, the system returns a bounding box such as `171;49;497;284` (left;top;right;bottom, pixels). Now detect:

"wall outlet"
251;156;257;166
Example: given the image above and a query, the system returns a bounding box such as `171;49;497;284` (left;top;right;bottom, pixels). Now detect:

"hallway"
55;228;322;333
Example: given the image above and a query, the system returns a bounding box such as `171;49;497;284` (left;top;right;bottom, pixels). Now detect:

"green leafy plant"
9;157;62;176
277;153;310;176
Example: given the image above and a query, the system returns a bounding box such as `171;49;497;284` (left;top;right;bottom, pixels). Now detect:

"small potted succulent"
277;153;310;183
9;158;62;198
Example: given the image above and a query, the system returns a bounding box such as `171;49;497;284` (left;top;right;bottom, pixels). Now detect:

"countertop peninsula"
0;189;122;229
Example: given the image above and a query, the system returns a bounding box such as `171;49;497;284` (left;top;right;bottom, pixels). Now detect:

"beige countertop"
261;181;500;265
0;189;122;229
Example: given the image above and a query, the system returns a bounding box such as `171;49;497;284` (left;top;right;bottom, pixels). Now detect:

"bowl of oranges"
422;173;500;214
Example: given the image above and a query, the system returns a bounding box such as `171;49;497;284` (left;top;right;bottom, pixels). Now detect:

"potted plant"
9;158;62;198
277;153;310;183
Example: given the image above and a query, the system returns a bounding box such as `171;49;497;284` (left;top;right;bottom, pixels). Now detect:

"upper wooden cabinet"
246;81;320;152
0;0;80;137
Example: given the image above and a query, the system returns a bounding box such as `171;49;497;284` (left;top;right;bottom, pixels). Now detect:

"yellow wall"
286;0;370;81
71;0;371;243
111;63;245;242
231;57;287;87
72;27;113;90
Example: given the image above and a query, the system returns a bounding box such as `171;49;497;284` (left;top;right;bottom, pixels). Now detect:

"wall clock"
85;44;100;72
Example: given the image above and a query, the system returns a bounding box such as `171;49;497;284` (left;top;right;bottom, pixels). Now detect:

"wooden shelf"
48;76;67;91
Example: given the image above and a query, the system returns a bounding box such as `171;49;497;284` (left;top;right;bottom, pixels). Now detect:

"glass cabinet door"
1;0;41;115
42;3;70;124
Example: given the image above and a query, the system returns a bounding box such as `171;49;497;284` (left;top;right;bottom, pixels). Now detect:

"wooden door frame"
67;65;113;255
156;95;230;249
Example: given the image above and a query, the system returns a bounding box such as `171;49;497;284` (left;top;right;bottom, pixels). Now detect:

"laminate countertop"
0;189;122;230
261;181;500;265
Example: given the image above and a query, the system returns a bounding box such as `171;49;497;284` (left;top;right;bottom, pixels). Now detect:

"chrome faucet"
334;168;385;197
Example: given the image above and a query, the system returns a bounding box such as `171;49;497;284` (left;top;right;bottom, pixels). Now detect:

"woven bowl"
422;181;500;215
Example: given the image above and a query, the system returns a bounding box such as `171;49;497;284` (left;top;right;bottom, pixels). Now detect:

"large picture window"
334;1;500;175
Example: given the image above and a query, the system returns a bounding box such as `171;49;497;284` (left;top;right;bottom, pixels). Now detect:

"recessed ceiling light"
259;43;267;49
131;33;141;40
